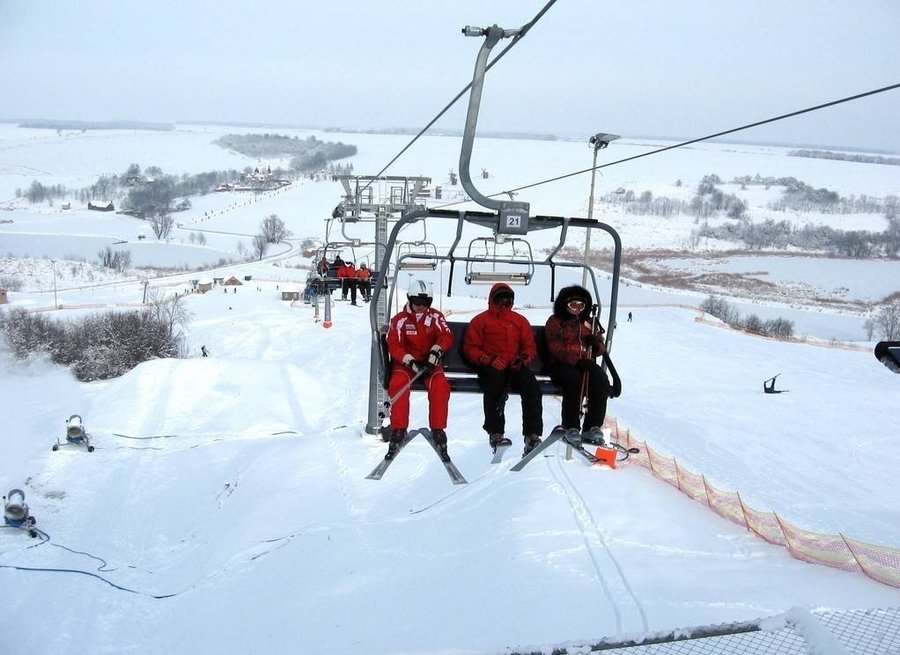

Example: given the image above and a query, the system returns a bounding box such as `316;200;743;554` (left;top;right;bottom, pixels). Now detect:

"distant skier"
201;345;209;358
356;263;372;302
627;311;633;322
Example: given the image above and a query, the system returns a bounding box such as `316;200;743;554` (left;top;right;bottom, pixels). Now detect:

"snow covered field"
1;124;899;654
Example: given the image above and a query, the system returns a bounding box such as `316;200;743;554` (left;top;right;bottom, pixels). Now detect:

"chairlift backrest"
464;235;534;285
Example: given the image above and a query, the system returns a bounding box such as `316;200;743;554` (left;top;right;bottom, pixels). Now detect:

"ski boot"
523;434;542;457
563;428;582;446
432;429;451;462
581;426;606;447
386;428;406;460
489;433;512;452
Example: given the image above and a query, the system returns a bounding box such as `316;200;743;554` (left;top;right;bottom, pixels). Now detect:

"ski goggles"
410;296;433;307
566;299;586;311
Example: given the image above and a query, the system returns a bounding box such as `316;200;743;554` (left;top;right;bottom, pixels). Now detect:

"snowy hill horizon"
1;123;899;654
10;116;899;155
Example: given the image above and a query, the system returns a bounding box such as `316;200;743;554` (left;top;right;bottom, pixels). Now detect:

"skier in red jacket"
337;261;358;304
462;283;543;456
386;279;454;459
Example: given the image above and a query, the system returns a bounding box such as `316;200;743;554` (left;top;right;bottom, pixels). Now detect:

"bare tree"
253;233;268;260
260;214;289;243
146;289;193;339
876;303;900;340
863;318;877;340
150;212;175;239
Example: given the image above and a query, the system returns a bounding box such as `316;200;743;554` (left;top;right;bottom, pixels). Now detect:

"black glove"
576;358;593;371
510;355;525;371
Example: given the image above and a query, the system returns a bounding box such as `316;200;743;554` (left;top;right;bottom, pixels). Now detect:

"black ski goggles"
410;296;433;308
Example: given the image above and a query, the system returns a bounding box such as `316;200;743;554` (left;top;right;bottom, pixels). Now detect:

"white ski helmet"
407;279;434;306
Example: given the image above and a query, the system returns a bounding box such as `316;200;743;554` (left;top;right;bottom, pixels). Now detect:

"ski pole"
578;304;600;417
381;364;428;412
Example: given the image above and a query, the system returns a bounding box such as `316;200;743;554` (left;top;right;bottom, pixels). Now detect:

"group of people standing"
384;279;619;461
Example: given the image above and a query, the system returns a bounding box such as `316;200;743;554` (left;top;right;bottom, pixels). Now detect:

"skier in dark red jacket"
544;285;610;445
386;279;454;460
462;283;543;456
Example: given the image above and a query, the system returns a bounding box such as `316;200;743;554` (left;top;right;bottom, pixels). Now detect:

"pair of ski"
509;426;628;471
366;428;467;485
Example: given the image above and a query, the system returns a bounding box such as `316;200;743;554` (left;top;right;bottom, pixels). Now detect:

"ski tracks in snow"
547;452;649;636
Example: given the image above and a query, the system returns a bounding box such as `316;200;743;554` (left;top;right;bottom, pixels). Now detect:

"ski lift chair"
464;235;534;285
875;341;900;374
396;241;439;271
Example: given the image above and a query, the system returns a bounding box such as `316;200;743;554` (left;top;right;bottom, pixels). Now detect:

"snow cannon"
3;489;37;537
52;414;94;452
67;414;84;439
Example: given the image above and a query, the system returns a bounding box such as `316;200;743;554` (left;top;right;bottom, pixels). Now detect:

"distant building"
0;289;7;305
87;201;114;212
223;276;243;286
197;278;212;293
281;289;301;301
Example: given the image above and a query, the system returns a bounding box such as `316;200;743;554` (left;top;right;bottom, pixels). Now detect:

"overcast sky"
1;1;898;151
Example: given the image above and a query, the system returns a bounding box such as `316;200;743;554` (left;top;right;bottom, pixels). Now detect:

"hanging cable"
432;81;900;207
355;0;559;198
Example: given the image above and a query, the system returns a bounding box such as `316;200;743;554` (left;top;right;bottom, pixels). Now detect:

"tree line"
214;134;357;171
699;295;795;340
0;292;190;381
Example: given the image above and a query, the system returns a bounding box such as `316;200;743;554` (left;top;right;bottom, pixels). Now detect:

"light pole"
51;259;58;309
582;132;620;288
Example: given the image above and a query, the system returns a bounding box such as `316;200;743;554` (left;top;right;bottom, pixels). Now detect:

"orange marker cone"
323;293;332;329
593;445;617;468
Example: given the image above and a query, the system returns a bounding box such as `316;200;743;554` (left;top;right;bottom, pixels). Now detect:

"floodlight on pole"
582;132;620;288
51;259;58;309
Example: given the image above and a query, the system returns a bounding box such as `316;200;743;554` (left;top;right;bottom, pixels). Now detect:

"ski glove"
490;355;509;371
402;354;421;373
581;332;606;352
426;345;443;368
510;355;525;371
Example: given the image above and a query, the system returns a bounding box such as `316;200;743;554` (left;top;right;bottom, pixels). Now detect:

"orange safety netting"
608;418;900;588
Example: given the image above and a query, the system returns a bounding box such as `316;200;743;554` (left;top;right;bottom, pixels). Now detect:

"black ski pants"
341;278;357;303
475;366;543;437
549;361;609;431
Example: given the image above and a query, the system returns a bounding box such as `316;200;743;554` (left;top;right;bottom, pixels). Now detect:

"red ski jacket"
462;283;537;368
387;304;454;363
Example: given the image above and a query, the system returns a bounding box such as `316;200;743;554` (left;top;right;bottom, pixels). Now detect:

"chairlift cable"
355;0;560;198
432;81;900;207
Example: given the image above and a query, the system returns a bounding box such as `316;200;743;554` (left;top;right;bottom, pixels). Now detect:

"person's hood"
487;282;514;307
552;285;594;320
